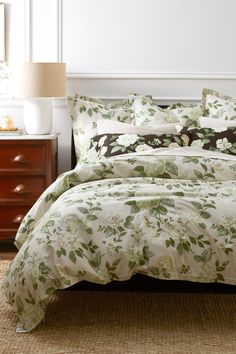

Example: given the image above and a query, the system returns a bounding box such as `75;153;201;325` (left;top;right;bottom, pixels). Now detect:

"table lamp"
12;62;66;134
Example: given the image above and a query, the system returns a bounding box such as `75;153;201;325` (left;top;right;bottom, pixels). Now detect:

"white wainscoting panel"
6;0;25;62
66;76;236;102
63;0;236;75
30;0;59;62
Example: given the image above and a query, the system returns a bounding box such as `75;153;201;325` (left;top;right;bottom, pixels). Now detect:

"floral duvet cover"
2;147;236;332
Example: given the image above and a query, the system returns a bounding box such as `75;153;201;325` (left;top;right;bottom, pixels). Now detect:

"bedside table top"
0;133;59;140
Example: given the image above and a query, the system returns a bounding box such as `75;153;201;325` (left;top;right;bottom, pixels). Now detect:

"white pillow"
97;119;177;135
199;117;236;129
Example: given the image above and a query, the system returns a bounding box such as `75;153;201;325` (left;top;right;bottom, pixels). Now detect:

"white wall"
1;0;236;173
64;0;236;74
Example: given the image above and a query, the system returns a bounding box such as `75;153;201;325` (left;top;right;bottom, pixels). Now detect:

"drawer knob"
12;154;28;164
12;214;24;224
12;184;31;194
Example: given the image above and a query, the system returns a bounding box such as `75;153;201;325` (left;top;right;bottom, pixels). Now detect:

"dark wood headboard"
71;132;77;169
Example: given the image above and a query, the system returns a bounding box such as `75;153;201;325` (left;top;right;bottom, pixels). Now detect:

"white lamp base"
24;98;52;135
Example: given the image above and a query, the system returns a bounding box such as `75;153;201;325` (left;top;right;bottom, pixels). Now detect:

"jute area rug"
1;261;236;354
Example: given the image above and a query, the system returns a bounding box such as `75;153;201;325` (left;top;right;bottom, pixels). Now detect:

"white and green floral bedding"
2;147;236;332
202;88;236;120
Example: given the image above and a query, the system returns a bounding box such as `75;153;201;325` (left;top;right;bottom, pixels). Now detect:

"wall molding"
0;97;201;108
24;0;31;62
67;72;236;80
56;0;63;62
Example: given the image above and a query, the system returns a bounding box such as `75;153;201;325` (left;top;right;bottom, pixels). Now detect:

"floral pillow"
169;104;203;128
202;88;236;120
87;133;190;161
67;95;135;163
186;127;236;155
133;95;203;129
133;95;178;127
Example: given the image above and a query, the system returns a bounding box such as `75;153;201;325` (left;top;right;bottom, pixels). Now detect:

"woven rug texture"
1;260;236;354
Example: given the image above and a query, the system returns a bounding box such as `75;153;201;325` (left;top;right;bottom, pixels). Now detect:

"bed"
2;90;236;332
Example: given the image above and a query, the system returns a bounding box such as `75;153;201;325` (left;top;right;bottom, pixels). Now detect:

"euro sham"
202;88;236;120
67;95;135;163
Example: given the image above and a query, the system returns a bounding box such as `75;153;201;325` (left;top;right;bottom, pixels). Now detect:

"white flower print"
152;138;161;145
100;146;108;156
168;143;180;149
175;124;183;133
214;127;228;133
85;145;101;162
116;134;139;147
135;144;153;152
181;134;190;146
216;138;232;151
98;135;107;147
191;139;204;148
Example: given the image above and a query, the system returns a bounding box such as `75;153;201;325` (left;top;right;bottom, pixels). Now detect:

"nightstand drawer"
0;206;29;229
0;176;46;203
0;143;45;171
0;135;58;243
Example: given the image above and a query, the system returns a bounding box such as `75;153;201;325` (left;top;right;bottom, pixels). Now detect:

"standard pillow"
202;88;236;120
97;118;178;135
199;117;236;130
87;132;190;160
133;95;178;127
186;127;236;155
67;95;135;163
133;95;203;129
169;104;203;128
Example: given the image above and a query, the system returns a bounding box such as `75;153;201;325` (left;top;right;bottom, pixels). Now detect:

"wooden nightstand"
0;134;58;243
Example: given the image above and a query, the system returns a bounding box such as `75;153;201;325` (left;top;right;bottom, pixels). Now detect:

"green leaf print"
56;247;66;257
69;251;77;264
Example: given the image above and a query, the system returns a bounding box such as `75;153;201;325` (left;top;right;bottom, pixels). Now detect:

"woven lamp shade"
12;62;66;98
